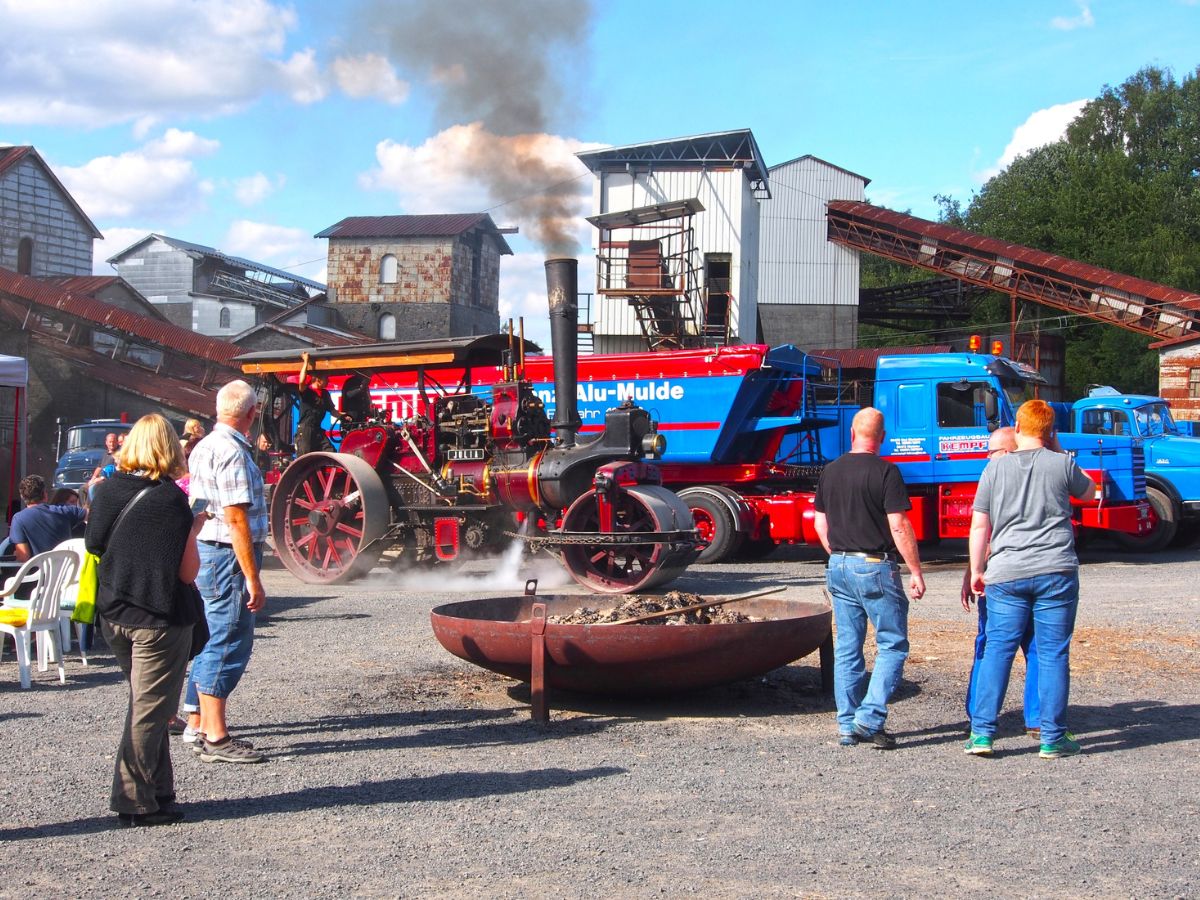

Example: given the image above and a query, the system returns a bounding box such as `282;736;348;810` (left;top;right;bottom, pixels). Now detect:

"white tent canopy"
0;354;28;388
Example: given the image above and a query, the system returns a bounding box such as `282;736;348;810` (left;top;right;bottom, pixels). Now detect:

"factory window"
379;313;396;340
17;237;34;274
380;254;398;285
218;306;231;329
1190;368;1200;399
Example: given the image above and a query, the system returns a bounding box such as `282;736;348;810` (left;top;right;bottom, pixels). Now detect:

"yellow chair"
0;549;80;688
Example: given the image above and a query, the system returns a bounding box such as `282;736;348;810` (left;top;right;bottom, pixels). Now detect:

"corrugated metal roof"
43;275;124;294
23;329;217;418
106;233;326;291
576;129;770;196
0;145;103;239
234;321;375;348
314;213;514;255
0;266;242;367
768;154;871;186
827;200;1200;312
809;345;953;370
0;145;32;177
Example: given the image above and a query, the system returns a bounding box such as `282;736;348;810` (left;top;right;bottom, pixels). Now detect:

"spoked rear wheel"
271;452;390;584
560;484;697;593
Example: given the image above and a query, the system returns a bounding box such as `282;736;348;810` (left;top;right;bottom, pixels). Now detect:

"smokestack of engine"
545;257;582;447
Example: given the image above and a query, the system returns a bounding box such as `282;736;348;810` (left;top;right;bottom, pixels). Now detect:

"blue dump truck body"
1058;387;1200;550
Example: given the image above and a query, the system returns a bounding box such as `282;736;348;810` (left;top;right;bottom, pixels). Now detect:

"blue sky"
1;0;1197;346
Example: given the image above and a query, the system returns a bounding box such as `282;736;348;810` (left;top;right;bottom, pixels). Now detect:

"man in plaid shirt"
183;380;269;763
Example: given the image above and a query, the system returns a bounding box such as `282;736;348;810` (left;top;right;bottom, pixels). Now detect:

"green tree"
952;65;1200;397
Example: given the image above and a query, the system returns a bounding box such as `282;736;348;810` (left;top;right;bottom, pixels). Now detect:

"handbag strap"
103;485;155;551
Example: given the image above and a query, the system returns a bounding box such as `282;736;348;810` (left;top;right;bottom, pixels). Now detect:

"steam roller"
239;257;701;593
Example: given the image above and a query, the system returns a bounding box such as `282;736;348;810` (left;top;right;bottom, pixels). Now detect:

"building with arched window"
316;213;511;341
0;146;100;277
380;254;398;284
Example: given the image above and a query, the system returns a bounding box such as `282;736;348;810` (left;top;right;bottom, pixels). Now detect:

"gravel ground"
2;541;1198;899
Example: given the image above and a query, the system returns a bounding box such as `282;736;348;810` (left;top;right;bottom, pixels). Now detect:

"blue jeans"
969;571;1079;745
827;555;910;734
965;595;1039;730
184;542;261;706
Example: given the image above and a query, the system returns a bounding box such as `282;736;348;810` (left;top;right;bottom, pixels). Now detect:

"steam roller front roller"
559;484;701;593
270;452;390;584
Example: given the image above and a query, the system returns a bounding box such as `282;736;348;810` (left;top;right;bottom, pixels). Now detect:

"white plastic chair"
0;549;80;688
53;538;91;665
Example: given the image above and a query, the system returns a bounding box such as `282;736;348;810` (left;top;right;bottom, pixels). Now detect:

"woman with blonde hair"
85;413;207;827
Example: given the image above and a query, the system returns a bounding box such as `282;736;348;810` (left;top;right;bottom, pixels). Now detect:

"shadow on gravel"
503;659;849;720
1068;699;1199;753
231;707;623;755
0;766;628;839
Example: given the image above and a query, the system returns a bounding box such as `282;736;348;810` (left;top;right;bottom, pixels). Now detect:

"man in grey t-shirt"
964;400;1093;760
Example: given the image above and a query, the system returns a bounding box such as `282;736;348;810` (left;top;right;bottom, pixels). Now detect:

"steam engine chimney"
545;257;582;447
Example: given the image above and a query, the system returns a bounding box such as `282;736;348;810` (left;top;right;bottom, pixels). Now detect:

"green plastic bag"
71;551;100;625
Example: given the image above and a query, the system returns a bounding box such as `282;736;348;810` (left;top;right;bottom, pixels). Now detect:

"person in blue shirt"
10;474;87;561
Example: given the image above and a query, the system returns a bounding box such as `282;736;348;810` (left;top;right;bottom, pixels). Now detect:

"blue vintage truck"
1057;387;1200;551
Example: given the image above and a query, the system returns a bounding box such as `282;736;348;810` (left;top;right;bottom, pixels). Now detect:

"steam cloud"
370;540;573;593
366;0;592;254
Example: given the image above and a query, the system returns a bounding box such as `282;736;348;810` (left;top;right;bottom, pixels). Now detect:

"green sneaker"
1039;735;1082;759
963;734;994;756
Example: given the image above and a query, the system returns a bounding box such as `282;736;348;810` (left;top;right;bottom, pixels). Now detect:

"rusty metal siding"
0;267;242;366
759;157;866;308
1159;344;1200;421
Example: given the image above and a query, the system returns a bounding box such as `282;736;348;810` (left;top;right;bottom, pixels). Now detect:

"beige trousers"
103;621;192;815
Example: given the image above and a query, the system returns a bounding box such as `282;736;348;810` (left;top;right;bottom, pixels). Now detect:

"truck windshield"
67;425;124;452
1132;402;1178;436
999;381;1033;414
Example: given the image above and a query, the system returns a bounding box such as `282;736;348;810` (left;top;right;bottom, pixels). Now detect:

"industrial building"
316;213;512;342
0;146;99;278
574;132;870;354
107;233;328;337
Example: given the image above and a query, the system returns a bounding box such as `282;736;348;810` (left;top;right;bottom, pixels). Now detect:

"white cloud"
499;251;596;351
92;226;156;274
978;99;1088;182
331;54;410;104
223;220;328;284
57;129;218;221
0;0;318;126
234;172;286;206
359;122;597;252
278;48;328;105
1050;1;1095;30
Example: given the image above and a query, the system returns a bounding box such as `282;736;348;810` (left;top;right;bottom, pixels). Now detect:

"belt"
831;550;893;563
199;540;264;550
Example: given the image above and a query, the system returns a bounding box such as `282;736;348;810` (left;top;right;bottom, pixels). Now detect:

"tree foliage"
947;65;1200;397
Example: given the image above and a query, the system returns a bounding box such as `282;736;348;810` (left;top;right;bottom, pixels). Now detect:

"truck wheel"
684;493;744;564
1112;485;1177;553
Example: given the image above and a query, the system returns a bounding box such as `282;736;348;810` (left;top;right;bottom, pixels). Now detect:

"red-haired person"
965;400;1094;759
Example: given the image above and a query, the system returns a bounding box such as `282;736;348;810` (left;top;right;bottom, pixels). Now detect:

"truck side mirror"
983;390;998;425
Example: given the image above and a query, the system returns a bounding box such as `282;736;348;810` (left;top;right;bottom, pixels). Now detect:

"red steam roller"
237;258;701;593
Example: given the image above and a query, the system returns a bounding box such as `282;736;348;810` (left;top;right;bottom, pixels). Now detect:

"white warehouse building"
575;130;869;354
757;155;868;349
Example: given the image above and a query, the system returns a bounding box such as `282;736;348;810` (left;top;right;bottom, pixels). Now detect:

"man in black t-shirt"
292;374;349;456
814;407;925;750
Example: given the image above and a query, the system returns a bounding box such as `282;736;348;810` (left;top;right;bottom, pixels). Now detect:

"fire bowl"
430;594;832;696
